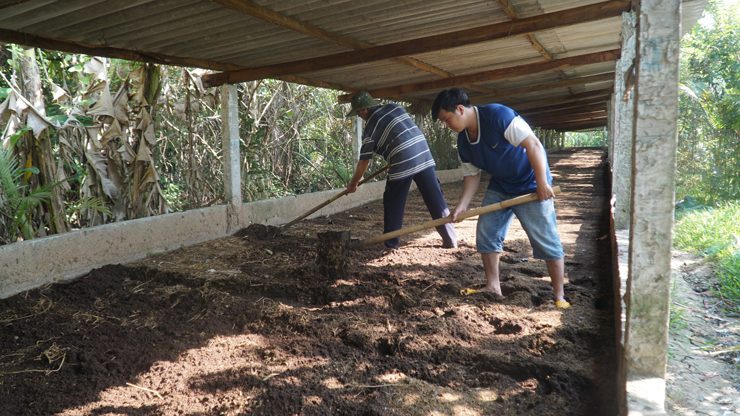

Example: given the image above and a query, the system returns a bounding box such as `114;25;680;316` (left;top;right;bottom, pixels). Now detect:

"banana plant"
0;148;53;243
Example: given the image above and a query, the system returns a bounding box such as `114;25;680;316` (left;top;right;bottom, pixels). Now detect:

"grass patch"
673;201;740;311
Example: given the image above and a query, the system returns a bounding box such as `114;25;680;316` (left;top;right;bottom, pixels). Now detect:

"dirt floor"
1;149;620;415
666;252;740;416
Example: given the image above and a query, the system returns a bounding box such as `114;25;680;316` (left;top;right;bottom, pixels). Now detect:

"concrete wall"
0;168;463;299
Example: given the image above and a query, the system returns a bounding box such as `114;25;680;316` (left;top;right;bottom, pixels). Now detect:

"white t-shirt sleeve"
504;116;535;146
461;162;481;177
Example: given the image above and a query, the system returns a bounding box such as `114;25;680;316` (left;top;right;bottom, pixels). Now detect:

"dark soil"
0;149;618;416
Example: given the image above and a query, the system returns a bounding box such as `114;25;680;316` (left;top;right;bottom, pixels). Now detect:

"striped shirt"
360;104;435;181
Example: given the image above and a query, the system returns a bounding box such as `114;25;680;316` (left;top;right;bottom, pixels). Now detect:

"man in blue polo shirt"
345;92;457;250
431;88;569;308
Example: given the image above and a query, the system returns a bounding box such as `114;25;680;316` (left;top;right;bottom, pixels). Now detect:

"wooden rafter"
524;107;608;124
0;27;243;72
542;119;608;131
494;0;520;20
517;96;610;116
533;111;608;124
338;52;619;103
469;74;615;105
508;88;613;111
201;0;631;87
209;0;494;94
0;0;29;9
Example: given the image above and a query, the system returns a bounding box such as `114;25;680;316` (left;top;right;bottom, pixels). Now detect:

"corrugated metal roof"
0;0;709;130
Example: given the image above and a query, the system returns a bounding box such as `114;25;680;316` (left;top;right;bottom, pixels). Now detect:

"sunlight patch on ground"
475;389;498;402
322;377;343;389
378;372;408;383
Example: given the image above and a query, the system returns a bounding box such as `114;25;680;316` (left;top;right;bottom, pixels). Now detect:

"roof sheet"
0;0;710;130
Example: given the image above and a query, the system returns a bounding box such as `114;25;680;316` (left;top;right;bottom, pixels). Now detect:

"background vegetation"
0;45;458;243
673;0;740;312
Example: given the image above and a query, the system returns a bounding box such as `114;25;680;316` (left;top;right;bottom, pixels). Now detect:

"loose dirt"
1;149;620;415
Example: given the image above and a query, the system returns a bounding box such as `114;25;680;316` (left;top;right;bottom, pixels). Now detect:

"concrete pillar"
221;84;242;232
613;12;637;230
624;1;680;414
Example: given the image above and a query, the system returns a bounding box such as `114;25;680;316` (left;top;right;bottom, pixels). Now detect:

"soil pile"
1;149;618;415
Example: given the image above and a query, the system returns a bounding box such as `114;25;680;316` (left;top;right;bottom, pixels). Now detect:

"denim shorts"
476;188;564;261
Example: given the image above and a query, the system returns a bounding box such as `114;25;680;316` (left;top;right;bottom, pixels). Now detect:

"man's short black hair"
431;88;471;121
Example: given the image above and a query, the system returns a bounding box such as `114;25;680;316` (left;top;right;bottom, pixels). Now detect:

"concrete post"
624;1;680;414
222;84;242;232
613;12;637;230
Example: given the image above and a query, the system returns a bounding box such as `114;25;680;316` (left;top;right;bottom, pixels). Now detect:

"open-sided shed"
0;0;704;129
0;1;712;414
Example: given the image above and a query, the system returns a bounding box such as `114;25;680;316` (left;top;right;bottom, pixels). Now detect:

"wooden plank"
509;88;613;111
201;0;631;87
207;0;508;92
0;0;33;10
519;101;606;120
468;73;615;105
541;119;608;131
0;27;243;71
339;52;619;102
517;98;610;116
524;109;608;126
209;0;366;50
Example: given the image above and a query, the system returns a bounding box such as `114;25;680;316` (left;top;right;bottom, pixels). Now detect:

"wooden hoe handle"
351;186;562;248
281;165;390;230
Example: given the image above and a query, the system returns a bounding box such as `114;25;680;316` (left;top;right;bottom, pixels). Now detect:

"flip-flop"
555;301;571;309
460;288;479;295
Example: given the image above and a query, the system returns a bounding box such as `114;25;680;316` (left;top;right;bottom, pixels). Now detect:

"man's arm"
346;159;370;194
451;173;481;221
519;134;554;201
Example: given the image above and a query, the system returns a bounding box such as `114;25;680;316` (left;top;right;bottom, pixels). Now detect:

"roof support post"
612;12;637;231
623;1;680;414
222;84;242;232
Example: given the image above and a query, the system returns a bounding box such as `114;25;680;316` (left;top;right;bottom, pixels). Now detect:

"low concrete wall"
0;168;462;299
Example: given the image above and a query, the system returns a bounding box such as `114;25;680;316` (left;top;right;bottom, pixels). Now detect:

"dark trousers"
382;166;457;249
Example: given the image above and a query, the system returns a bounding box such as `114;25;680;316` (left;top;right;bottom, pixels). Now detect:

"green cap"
346;92;381;117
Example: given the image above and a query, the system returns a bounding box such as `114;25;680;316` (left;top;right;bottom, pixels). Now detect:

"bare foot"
479;286;502;296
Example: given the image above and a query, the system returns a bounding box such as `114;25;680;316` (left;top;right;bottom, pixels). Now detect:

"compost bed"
1;148;617;416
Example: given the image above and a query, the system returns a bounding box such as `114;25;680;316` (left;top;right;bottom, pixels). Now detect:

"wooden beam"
522;111;606;127
540;119;608;131
468;73;615;105
337;52;618;103
208;0;494;94
517;97;610;116
494;0;520;19
0;27;244;72
201;0;631;87
521;105;608;122
0;0;30;9
524;108;608;125
208;0;364;50
509;88;613;111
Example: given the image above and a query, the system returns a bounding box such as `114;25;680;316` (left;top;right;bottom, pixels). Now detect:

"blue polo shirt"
360;104;435;181
458;104;551;195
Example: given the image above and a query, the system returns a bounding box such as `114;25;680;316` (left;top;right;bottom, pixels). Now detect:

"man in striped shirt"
345;92;457;250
